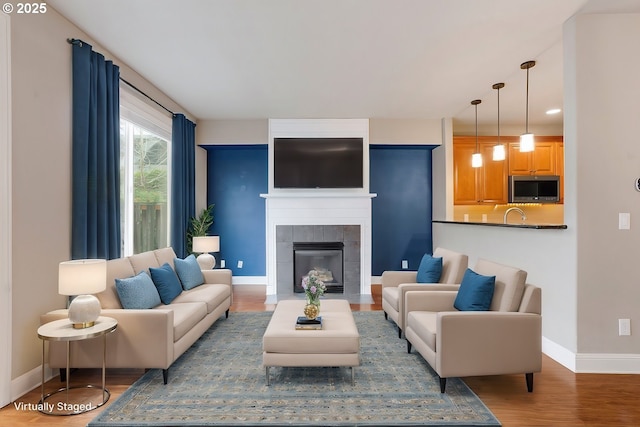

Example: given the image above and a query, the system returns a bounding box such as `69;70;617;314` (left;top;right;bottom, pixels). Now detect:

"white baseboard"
542;336;640;373
232;276;267;285
575;353;640;373
11;364;54;402
542;336;577;372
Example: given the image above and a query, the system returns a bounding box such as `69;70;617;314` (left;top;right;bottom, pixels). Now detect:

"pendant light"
471;99;482;168
492;82;506;161
519;60;536;152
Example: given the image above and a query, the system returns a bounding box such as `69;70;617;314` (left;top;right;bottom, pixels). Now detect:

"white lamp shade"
471;152;483;168
492;144;506;161
519;133;535;152
58;259;107;296
193;235;220;253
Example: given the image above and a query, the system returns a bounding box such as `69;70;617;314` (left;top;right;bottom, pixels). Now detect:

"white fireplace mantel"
261;193;376;296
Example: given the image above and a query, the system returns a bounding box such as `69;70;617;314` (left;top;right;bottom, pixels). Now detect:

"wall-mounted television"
273;137;364;189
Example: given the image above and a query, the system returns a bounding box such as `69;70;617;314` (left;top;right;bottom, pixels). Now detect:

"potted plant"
187;204;214;254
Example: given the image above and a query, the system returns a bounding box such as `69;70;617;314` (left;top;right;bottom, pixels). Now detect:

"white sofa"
381;248;468;338
41;247;232;384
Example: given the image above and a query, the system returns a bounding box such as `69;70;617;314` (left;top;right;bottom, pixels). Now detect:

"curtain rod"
67;38;176;117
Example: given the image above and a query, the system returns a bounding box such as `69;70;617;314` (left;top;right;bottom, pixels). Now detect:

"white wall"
197;118;445;146
0;11;12;408
571;14;640;363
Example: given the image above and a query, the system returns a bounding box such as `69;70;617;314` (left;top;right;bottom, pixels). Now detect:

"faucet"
504;207;527;224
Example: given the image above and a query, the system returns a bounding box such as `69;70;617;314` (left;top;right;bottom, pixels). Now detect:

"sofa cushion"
167;302;208;342
172;284;230;314
433;247;469;284
454;269;495;311
99;257;135;309
416;254;443;283
154;247;178;269
115;271;161;309
149;263;183;305
174;254;205;290
129;250;161;275
381;287;399;311
474;259;527;312
407;311;437;351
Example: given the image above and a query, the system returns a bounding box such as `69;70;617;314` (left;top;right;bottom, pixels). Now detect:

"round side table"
37;316;117;415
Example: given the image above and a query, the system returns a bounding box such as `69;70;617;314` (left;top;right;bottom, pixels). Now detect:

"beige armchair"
404;259;542;393
381;248;468;338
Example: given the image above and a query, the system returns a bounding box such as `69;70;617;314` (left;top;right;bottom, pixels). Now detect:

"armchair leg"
525;373;534;392
384;311;388;320
439;377;447;393
225;309;229;319
163;368;169;385
407;340;412;353
398;328;402;339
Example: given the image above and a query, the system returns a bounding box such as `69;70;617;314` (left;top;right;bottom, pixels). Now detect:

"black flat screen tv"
273;137;364;189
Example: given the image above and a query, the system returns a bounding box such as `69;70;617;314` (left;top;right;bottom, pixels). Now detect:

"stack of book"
295;316;322;330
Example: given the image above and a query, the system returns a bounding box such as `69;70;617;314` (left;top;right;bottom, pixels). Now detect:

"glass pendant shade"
520;61;536;153
492;82;505;161
520;133;535;152
470;98;482;168
471;152;483;168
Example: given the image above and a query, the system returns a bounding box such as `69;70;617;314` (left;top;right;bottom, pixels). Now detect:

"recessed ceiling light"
546;108;561;115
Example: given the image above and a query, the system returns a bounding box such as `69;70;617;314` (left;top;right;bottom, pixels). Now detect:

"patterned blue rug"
89;311;500;426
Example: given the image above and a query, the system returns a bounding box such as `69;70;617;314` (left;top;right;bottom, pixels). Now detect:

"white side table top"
37;316;117;342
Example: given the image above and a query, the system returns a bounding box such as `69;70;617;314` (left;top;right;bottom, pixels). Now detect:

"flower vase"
304;297;320;320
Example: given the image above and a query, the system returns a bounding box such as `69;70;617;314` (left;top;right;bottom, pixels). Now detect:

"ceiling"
48;0;640;131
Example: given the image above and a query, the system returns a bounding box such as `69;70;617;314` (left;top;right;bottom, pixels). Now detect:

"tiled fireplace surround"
276;224;361;297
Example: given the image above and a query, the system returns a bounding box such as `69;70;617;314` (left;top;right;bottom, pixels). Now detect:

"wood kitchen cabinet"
508;139;558;175
453;136;563;205
453;138;507;205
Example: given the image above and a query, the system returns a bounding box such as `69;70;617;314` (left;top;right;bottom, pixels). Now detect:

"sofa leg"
163;369;169;385
398;328;402;339
439;377;447;393
384;311;388;320
225;309;229;319
407;340;412;354
59;368;66;382
525;373;534;392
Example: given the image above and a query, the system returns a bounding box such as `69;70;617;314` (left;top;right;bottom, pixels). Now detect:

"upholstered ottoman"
262;299;360;385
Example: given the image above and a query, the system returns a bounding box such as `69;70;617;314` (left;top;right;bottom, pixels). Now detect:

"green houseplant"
187;204;214;254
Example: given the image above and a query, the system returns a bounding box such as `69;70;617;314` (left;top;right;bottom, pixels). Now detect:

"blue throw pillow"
115;271;161;309
174;254;205;290
454;268;496;311
416;254;443;283
149;263;183;304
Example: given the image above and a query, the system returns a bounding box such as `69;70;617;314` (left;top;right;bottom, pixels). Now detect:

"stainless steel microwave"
508;175;560;203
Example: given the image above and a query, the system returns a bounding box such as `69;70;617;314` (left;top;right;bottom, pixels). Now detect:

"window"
120;86;172;255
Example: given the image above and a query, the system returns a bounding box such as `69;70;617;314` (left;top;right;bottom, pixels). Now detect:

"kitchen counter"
432;220;567;230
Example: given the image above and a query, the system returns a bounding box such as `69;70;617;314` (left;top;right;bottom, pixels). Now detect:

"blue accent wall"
369;145;434;275
205;145;268;276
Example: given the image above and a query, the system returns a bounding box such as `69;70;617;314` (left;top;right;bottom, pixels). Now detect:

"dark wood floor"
2;285;639;426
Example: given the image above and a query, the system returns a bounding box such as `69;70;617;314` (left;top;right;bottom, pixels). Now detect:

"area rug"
89;311;500;426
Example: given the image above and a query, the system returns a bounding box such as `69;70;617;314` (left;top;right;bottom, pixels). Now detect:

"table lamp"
58;259;107;329
192;236;220;270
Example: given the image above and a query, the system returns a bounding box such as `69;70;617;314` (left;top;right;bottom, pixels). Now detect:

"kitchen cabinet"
453;136;563;205
508;141;557;175
453;138;507;205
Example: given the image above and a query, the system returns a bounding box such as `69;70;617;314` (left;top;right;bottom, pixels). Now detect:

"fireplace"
293;242;344;294
262;118;375;300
